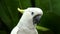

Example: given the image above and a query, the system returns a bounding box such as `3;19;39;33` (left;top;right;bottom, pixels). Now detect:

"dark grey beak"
33;15;41;24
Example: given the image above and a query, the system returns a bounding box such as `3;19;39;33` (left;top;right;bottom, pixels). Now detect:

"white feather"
10;7;43;34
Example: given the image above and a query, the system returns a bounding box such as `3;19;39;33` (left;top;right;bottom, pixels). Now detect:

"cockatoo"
10;7;43;34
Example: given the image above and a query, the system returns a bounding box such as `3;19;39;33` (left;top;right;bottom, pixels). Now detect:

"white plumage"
10;7;43;34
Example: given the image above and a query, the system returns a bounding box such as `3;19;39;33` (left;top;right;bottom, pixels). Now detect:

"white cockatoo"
10;7;43;34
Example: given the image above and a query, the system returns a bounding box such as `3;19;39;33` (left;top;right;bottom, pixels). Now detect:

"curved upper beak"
33;15;41;24
17;8;25;13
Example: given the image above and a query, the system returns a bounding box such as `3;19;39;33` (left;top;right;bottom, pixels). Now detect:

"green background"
0;0;60;34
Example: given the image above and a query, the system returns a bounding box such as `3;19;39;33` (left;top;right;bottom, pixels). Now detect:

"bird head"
18;7;43;25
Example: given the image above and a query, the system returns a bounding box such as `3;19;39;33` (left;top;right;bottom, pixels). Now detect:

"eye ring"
31;12;34;15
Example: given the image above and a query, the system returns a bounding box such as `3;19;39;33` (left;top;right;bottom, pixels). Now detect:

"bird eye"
31;12;34;15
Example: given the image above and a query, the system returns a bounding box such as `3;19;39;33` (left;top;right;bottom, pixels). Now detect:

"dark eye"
31;12;34;15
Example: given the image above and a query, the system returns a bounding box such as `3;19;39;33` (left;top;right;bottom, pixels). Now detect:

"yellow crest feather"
17;8;24;13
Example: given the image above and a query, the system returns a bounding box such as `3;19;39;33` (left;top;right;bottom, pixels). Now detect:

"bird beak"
17;8;24;13
33;15;41;24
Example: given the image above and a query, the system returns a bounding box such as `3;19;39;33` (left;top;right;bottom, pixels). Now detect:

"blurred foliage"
0;0;60;34
36;26;50;31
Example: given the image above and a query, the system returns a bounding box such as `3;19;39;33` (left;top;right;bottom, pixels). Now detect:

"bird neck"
17;14;35;29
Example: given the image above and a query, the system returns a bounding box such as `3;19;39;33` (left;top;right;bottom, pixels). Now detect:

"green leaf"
0;0;32;34
19;0;32;9
35;0;60;34
36;26;49;31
